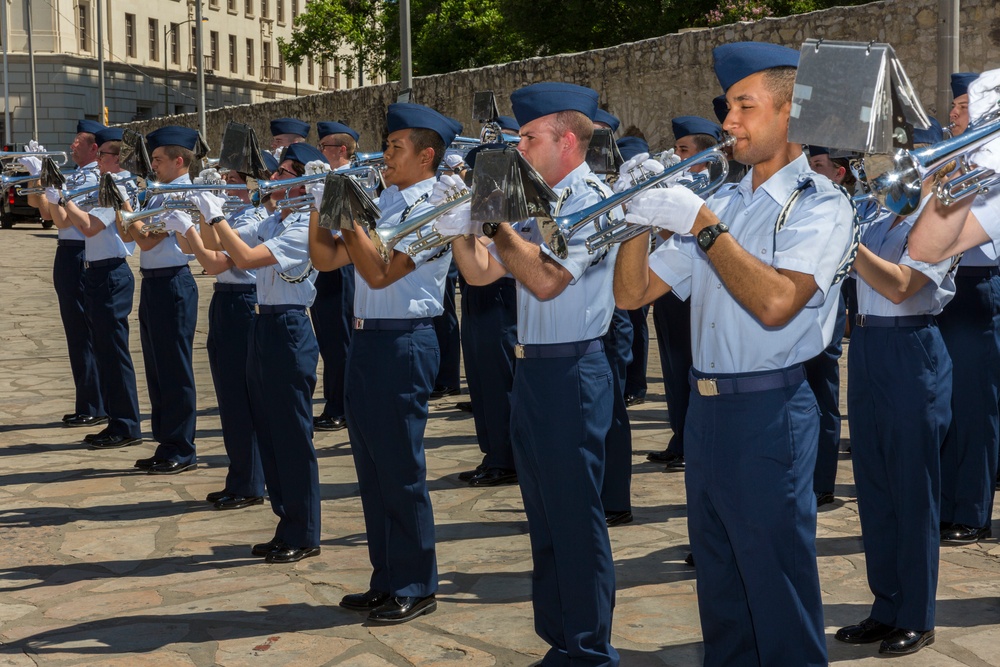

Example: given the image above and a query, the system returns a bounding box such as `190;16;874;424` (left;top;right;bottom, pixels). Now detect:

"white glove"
614;153;665;193
162;210;194;235
18;155;42;177
194;168;222;184
308;181;325;211
435;201;477;236
26;140;45;153
429;173;466;206
305;160;331;176
654;148;682;168
625;185;705;235
188;191;226;221
44;187;61;205
968;69;1000;173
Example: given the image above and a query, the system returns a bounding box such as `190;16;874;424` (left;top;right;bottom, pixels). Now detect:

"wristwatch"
208;215;226;226
697;222;729;252
481;221;502;238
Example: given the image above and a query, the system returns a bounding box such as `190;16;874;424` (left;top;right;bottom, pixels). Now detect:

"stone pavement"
1;226;998;667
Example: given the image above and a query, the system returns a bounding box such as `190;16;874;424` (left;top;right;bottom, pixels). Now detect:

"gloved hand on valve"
429;173;467;206
162;210;194;236
307;181;325;211
18;155;42;177
44;187;62;206
625;185;706;235
188;191;226;222
614;152;665;193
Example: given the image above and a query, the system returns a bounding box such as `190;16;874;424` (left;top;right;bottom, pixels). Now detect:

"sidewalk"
1;227;998;666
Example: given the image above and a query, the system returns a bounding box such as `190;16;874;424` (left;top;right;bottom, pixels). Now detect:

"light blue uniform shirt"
58;161;98;242
488;161;617;345
85;170;137;261
216;205;266;285
252;209;316;306
140;173;193;269
649;153;854;374
856;199;956;316
354;177;451;319
957;192;1000;266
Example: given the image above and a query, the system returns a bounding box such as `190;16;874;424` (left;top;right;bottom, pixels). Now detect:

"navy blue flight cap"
317;121;359;142
386;103;462;146
807;146;830;158
510;82;599;126
712;95;729;124
951;72;978;98
94;127;123;146
283;142;328;166
496;115;520;133
713;42;799;92
616;136;649;162
913;118;943;146
77;119;106;136
146;126;200;152
270;117;310;138
261;151;279;174
672;116;723;142
594;109;620;133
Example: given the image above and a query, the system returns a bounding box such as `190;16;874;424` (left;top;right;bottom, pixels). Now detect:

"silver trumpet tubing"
867;104;1000;216
352;151;384;166
556;135;735;256
369;189;472;263
141;181;250;198
851;192;883;224
248;172;328;197
120;198;243;234
0;171;40;191
0;150;68;167
400;188;473;256
266;165;383;209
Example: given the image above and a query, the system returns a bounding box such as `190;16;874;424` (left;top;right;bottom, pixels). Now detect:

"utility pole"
398;0;411;102
936;0;959;125
25;0;37;138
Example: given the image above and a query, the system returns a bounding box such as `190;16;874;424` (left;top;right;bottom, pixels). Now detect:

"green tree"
277;0;386;82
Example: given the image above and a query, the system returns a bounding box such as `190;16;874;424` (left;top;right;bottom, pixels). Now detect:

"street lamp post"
164;17;207;117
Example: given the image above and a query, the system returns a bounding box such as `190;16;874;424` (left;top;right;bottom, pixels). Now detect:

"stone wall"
125;0;1000;153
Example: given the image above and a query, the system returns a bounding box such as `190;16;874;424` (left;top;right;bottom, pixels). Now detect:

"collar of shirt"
78;161;98;172
378;177;437;219
552;160;597;195
735;153;811;208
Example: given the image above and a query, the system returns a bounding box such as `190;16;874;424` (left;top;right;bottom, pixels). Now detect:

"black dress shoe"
605;510;633;527
251;537;281;557
468;468;518;487
879;628;935;655
624;394;646;407
835;617;895;644
265;544;321;563
214;495;264;510
206;489;230;503
65;414;109;427
941;524;991;544
367;595;437;624
314;414;347;431
647;449;680;464
84;428;111;443
455;401;473;413
664;456;685;471
429;385;460;399
815;491;835;507
147;460;197;475
135;457;166;470
89;434;142;450
62;412;78;423
340;589;390;611
684;552;695;567
458;463;488;482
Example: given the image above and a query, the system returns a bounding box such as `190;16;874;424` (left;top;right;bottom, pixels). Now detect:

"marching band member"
309;103;459;623
447;82;620;665
269;117;310;158
121;127;201;474
42;127;142;450
835;121;955;657
614;43;853;666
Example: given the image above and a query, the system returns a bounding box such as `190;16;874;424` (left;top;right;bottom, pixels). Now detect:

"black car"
1;175;49;229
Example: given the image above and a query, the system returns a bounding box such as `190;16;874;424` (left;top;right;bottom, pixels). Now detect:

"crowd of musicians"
18;39;1000;666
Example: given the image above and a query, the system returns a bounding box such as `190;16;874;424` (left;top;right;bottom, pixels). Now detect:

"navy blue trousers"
138;266;198;464
54;243;103;417
460;278;517;470
433;261;462;390
247;309;320;547
624;306;649;399
938;272;1000;529
848;323;952;631
311;266;355;419
686;369;826;667
601;308;633;514
208;287;264;498
345;326;439;597
652;292;691;455
806;294;846;494
511;349;619;667
83;259;140;438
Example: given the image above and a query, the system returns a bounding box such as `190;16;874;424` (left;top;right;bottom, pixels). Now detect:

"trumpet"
368;190;471;263
142;181;249;198
0;150;68;167
352;151;384;166
557;136;735;257
867;106;1000;215
119;198;244;233
264;165;383;207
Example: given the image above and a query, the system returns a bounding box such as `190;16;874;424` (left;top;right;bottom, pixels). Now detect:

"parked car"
1;174;49;229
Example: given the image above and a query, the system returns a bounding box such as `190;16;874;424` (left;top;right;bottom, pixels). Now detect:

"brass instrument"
369;189;471;262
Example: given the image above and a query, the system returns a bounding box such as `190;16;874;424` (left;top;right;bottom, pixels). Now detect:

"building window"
209;0;219;8
246;38;254;75
307;57;313;85
334;57;341;90
228;0;237;12
228;35;237;73
262;41;271;70
78;2;91;52
209;31;219;70
124;14;136;58
169;23;180;64
276;0;284;24
291;0;298;21
148;19;159;61
245;0;253;17
260;0;269;19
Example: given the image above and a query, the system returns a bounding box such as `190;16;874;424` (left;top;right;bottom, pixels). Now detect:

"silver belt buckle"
254;304;260;315
697;378;719;397
856;314;866;327
515;344;525;359
354;318;364;330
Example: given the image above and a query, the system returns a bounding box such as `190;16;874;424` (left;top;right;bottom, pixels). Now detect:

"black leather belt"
256;304;306;315
57;239;85;248
84;257;125;269
140;265;189;278
690;364;806;397
353;317;433;331
515;338;603;359
854;314;935;328
214;283;256;293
